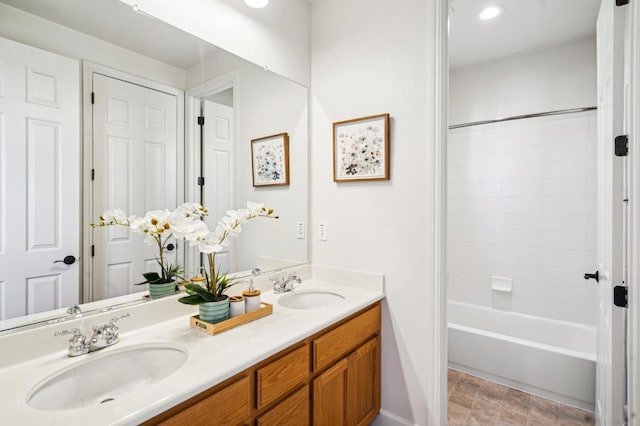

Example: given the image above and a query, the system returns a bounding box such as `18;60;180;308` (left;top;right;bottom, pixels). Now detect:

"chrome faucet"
54;328;91;357
55;313;130;357
272;274;302;294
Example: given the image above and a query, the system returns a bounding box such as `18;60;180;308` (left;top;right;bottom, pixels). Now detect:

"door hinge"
91;245;95;257
615;135;628;157
91;169;95;181
616;0;629;6
197;176;205;186
197;116;205;126
614;285;628;308
91;92;95;104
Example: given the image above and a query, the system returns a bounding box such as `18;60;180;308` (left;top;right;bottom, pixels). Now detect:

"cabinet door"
349;338;380;426
313;359;348;426
257;385;309;426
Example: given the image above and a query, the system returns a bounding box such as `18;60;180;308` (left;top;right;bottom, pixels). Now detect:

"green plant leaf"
149;278;175;284
143;272;161;281
183;283;215;302
178;294;206;305
134;271;163;285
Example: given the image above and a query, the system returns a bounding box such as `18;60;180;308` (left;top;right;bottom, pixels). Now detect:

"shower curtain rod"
449;106;597;130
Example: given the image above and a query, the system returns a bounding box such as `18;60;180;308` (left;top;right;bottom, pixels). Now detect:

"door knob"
54;255;76;265
166;243;176;251
584;271;599;283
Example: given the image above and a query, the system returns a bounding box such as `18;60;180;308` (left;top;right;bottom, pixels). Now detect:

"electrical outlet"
319;223;327;241
296;221;305;239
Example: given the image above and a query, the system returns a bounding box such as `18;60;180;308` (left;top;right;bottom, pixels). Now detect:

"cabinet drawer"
313;305;380;371
257;344;309;409
158;375;250;425
257;384;309;426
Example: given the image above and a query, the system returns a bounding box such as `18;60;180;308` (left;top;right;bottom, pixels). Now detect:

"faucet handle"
66;304;82;316
109;312;130;324
108;312;130;332
54;327;83;339
55;328;90;356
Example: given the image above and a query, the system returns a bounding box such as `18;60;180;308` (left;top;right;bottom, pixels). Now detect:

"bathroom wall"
450;37;596;125
118;0;311;86
448;39;598;326
311;0;442;424
186;51;309;271
0;2;186;88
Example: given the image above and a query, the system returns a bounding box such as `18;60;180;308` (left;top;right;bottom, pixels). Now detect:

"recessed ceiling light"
245;0;269;8
479;5;503;20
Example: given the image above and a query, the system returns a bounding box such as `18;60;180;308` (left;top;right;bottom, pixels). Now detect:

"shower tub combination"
448;301;596;411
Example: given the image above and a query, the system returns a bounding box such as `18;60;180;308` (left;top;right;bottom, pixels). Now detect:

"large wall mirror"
0;0;308;332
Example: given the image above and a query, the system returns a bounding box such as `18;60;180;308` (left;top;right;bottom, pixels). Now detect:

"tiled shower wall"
447;111;598;326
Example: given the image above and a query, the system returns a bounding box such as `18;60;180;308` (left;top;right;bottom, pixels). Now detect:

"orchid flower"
91;202;208;282
178;201;278;300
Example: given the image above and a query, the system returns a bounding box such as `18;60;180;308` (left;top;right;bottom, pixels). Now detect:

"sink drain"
100;398;115;404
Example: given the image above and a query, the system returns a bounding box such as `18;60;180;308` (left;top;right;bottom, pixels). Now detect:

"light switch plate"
319;223;327;241
296;222;305;239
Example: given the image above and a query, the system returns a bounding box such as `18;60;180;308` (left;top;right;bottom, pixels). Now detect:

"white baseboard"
371;409;418;426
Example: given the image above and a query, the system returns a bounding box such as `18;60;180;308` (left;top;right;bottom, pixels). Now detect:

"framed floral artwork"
251;132;290;187
333;113;390;182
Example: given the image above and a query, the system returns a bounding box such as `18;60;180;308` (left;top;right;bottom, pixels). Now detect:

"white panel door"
202;100;234;274
596;1;626;424
92;73;178;300
0;37;80;320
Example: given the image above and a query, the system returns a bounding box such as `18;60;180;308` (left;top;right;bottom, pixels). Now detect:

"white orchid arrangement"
92;202;208;285
177;201;278;305
92;201;278;302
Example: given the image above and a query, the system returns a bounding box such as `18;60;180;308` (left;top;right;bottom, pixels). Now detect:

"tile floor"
447;369;595;425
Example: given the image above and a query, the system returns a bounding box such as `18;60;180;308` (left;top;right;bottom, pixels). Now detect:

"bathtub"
448;301;596;411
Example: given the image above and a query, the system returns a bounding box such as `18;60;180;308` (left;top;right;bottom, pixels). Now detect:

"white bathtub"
448;301;596;411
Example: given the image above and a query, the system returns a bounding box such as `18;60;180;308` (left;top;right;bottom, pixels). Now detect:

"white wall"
311;1;442;424
0;2;186;89
450;37;596;125
448;111;598;325
187;51;309;271
119;0;311;86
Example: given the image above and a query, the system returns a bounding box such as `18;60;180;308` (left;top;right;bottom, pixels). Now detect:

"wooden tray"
190;302;273;335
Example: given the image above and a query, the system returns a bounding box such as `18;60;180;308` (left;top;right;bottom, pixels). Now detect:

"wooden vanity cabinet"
313;337;380;426
143;302;380;426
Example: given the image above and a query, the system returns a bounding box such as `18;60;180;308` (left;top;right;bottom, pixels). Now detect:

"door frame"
431;1;448;424
184;70;238;275
628;1;640;421
81;61;185;303
434;1;640;423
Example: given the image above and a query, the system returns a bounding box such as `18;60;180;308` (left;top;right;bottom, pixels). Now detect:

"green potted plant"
178;269;241;323
92;203;207;298
175;201;278;323
135;260;186;299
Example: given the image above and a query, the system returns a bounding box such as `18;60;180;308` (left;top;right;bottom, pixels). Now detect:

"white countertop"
0;279;384;425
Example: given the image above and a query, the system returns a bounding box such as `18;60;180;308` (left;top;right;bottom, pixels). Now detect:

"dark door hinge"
197;176;205;186
91;245;95;257
197;116;205;126
615;135;628;157
614;285;628;308
91;169;95;181
91;92;95;104
616;0;629;6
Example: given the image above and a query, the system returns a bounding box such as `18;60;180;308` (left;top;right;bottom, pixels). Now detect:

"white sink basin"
277;289;346;310
27;342;187;411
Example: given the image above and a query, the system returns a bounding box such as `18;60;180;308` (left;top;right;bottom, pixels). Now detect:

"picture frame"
251;132;290;187
333;113;390;182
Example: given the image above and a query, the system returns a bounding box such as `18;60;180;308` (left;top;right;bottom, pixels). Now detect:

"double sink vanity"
0;266;384;425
